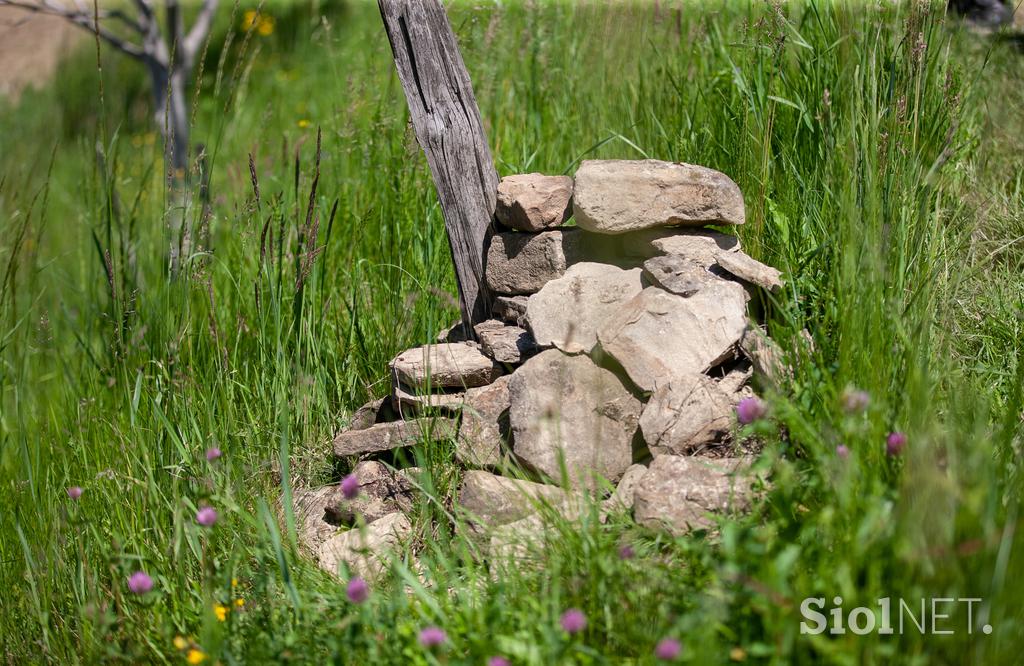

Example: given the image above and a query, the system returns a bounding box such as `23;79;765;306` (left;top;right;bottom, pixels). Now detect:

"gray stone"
436;321;473;343
603;228;741;267
333;417;458;457
348;398;393;431
495;173;574;231
389;343;501;390
492;295;529;326
642;255;712;296
458;470;569;530
602;463;648;515
391;384;466;415
739;326;787;385
325;461;416;525
457;376;511;468
294;485;339;555
317;512;412;579
509;350;641;488
633;456;756;535
717;362;753;395
485;228;582;295
526;262;643;354
597;283;748;392
715;251;783;293
474;320;538;365
573;159;745;233
639;373;735;456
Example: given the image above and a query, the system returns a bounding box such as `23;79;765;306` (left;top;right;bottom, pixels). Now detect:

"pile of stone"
296;159;784;577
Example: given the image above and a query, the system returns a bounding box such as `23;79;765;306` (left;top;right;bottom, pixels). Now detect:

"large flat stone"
509;350;641;488
633;455;756;535
474;320;538;365
597;283;748;392
526;262;643;354
389;343;501;390
317;512;412;578
639;373;735;456
457;376;511;468
458;470;569;531
573;159;745;233
611;228;741;267
485;228;582;295
333;418;458;457
495;173;573;231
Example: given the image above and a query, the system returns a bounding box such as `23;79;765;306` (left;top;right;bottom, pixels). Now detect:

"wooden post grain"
379;0;498;331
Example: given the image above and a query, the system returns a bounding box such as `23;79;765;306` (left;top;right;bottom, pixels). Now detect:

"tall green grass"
1;1;1022;663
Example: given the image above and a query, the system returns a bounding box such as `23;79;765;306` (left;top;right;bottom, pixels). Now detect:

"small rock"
526;262;643;354
495;173;574;231
602;463;648;515
573;159;745;233
597;283;747;392
509;350;641;488
333;417;458;457
614;228;741;265
458;470;569;531
317;512;412;578
391;384;466;415
633;456;756;535
640;374;735;456
389;343;501;390
642;255;712;296
436;321;473;343
474;320;538;365
714;251;783;293
492;295;529;326
485;228;582;295
326;461;416;525
348;398;397;431
716;361;754;395
457;376;511;468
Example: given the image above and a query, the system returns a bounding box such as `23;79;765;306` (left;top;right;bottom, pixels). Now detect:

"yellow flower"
297;119;311;129
241;10;257;30
257;16;275;36
231;578;238;588
729;646;747;662
186;649;206;665
234;598;245;607
173;636;188;651
214;604;228;622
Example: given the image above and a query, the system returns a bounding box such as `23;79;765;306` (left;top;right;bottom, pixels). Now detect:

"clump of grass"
1;1;1023;663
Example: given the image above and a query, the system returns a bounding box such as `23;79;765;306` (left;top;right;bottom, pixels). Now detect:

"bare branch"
183;0;218;63
0;0;146;59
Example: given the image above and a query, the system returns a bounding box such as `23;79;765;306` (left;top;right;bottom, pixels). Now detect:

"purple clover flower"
67;486;83;500
736;397;766;425
560;608;586;634
836;444;850;459
418;626;447;648
205;447;222;461
655;637;682;660
346;577;369;604
196;507;218;527
886;431;907;456
487;657;511;666
340;474;360;500
618;544;635;560
127;571;154;594
841;388;870;414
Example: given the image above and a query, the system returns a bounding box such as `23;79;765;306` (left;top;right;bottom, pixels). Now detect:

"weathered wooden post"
378;0;499;332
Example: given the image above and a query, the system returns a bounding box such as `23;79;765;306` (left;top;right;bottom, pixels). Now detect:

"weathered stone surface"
715;251;783;293
640;374;735;456
458;470;569;530
717;361;754;395
348;398;397;431
474;320;538;365
495;173;573;231
633;456;755;535
509;350;642;488
326;461;416;525
573;159;745;233
317;512;412;578
609;228;741;266
390;343;501;390
294;485;339;554
333;417;458;457
457;376;511;468
488;512;551;565
597;283;747;392
642;255;712;296
485;228;581;295
739;326;787;385
602;463;648;515
492;295;529;326
526;262;643;354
